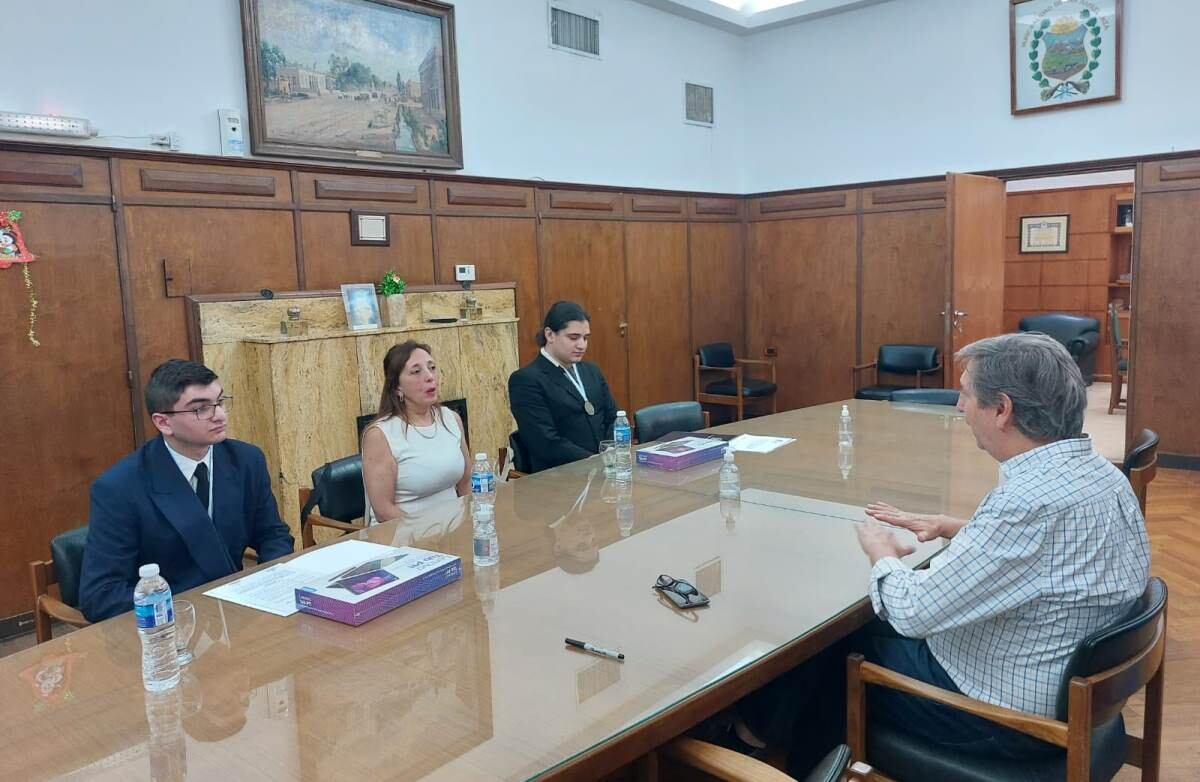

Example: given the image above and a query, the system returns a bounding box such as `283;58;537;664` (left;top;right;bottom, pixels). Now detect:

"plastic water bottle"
470;452;496;509
134;563;180;692
613;410;633;480
474;561;499;616
616;481;634;537
719;449;741;499
838;404;854;447
144;686;187;780
838;442;854;480
472;502;500;566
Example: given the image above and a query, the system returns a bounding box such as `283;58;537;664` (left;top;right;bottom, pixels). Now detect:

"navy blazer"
508;354;618;473
79;436;294;622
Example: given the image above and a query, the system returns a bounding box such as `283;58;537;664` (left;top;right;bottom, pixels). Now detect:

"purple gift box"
295;549;462;626
635;435;727;471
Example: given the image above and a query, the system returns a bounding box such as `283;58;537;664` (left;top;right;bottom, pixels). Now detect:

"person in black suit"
80;359;294;622
508;301;618;473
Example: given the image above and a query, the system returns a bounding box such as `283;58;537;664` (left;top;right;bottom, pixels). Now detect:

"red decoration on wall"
1;210;41;346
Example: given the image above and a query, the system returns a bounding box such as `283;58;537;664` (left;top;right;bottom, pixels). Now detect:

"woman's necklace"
409;408;438;439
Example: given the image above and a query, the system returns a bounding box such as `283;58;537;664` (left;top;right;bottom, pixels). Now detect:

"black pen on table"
565;637;625;661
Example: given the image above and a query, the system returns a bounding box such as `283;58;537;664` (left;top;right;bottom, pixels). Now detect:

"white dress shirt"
541;347;589;402
164;439;213;518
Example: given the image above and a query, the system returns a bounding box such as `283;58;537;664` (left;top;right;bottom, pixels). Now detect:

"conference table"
0;399;1000;781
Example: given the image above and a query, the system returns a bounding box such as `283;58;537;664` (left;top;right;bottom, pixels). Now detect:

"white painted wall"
4;0;745;192
743;0;1200;191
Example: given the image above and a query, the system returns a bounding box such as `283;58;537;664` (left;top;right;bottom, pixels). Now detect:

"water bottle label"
615;425;631;446
473;536;498;559
471;473;495;493
135;594;174;629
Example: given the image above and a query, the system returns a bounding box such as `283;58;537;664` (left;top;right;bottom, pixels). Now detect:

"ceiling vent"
550;5;601;58
685;82;714;125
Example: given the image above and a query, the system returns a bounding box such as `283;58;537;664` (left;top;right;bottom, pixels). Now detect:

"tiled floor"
1084;381;1127;463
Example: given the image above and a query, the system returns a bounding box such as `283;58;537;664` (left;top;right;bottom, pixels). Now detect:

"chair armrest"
698;364;740;376
662;737;797;782
37;595;88;628
851;362;878;372
302;513;364;548
1068;332;1101;356
915;363;942;389
853;656;1068;748
734;358;774;367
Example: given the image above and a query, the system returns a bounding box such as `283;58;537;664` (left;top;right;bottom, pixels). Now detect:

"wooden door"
1130;158;1200;458
860;208;947;386
946;173;1005;387
124;207;299;428
689;222;744;355
539;219;629;410
436;216;540;364
625;221;691;413
747;216;857;411
0;203;134;621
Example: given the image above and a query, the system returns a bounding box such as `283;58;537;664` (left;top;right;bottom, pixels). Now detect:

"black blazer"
508;354;618;473
79;436;295;622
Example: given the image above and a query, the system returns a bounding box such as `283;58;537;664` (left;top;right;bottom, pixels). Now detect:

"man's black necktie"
194;462;210;514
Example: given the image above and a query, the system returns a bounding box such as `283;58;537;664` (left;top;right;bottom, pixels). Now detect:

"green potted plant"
377;269;407;327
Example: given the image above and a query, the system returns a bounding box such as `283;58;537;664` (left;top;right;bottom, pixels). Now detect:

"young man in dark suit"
508;301;619;473
79;359;294;622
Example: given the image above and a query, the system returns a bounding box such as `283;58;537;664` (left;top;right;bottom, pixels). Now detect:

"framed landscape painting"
1010;0;1122;115
240;0;463;168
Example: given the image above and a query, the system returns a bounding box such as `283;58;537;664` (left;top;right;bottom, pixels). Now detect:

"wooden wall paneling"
433;181;535;217
860;208;948;387
539;219;630;410
1129;171;1200;458
117;160;292;205
625;222;692;414
746;216;857;411
0;202;133;620
537;189;625;219
748;189;858;221
946;174;1006;386
623;194;686;221
689;222;745;355
862;181;946;212
435;216;540;363
296;172;431;212
124;207;299;429
1139;156;1200;193
688;196;743;222
0;150;111;200
300;212;435;290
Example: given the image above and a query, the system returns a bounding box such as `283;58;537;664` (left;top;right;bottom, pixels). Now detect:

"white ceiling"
631;0;896;34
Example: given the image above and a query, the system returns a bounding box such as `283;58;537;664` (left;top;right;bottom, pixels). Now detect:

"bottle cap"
138;563;160;579
617;410;626;417
724;449;735;461
475;452;487;460
841;404;850;414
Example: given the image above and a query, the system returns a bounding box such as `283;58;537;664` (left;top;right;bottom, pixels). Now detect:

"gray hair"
955;332;1086;442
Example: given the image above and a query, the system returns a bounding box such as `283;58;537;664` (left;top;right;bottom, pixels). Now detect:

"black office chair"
1108;303;1128;414
29;525;90;644
499;430;531;479
1019;313;1101;385
634;401;710;443
853;344;941;401
850;577;1167;782
661;740;871;782
299;454;365;548
889;388;960;406
1123;428;1159;515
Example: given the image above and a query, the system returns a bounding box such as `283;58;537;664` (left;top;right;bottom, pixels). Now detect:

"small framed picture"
1020;214;1070;253
350;210;390;246
341;283;382;330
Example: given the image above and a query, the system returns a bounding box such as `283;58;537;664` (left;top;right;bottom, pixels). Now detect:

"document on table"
204;540;401;616
728;434;795;453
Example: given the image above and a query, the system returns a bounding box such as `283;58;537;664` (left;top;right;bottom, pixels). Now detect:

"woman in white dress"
362;340;471;524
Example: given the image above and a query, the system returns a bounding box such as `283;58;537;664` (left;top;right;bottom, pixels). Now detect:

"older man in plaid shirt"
857;331;1150;758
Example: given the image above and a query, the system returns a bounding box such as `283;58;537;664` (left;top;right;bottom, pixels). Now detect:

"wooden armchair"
659;739;873;782
1108;302;1129;414
852;345;941;401
847;578;1167;781
1123;428;1159;515
695;342;778;422
29;525;91;644
299;454;366;548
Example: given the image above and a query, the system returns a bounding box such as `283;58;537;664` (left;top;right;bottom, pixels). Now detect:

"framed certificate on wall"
1019;214;1070;253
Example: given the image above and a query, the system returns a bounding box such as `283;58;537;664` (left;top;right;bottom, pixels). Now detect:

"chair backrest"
1123;428;1159;477
1018;313;1101;348
303;454;364;524
1053;577;1168;723
508;430;531;475
634;401;705;444
697;342;735;369
1108;302;1123;348
889;388;960;406
49;525;89;608
876;344;939;375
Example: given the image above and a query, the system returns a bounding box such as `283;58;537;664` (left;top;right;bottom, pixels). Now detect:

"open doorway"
1003;169;1135;463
